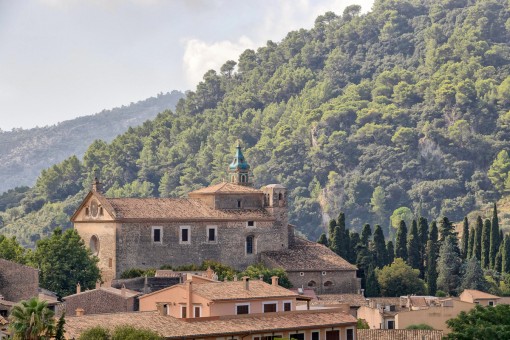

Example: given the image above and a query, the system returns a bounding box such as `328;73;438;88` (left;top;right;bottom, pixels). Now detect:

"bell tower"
229;142;251;186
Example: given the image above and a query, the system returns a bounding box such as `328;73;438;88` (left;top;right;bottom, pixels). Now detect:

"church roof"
189;182;262;195
261;237;357;272
101;197;272;221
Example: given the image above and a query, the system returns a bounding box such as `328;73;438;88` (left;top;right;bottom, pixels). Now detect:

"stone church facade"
72;144;359;293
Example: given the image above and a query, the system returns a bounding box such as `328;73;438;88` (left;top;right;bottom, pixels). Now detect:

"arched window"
246;235;254;254
307;280;316;287
241;174;246;183
90;235;100;255
324;281;333;287
278;193;283;200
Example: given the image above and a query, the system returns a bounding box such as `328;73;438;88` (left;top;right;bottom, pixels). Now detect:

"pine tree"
386;241;395;264
461;257;488;292
426;239;438;296
467;227;475;259
361;224;372;246
365;265;380;297
330;226;342;256
418;217;429;278
437;235;462;296
317;233;328;247
474;216;483;261
373;225;387;268
439;217;456;244
407;220;420;269
395;220;408;261
482;219;491;269
502;235;510;273
490;203;500;269
461;217;469;259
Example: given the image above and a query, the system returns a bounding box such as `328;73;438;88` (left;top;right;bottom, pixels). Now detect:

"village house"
64;308;357;340
72;143;359;293
459;289;500;306
0;258;39;317
138;275;310;318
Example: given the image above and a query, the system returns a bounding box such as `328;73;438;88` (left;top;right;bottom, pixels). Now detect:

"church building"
72;144;359;293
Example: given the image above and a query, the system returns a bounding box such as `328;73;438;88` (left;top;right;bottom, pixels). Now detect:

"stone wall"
287;270;360;294
0;259;38;302
115;220;286;276
62;289;137;316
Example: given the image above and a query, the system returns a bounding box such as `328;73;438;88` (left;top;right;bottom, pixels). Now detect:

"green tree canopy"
376;258;425;297
446;304;510;339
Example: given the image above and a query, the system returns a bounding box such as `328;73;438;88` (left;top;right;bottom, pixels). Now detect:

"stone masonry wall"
287;270;360;294
0;259;38;302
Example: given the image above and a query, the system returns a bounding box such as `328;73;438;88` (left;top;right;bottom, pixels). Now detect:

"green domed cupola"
229;142;251;186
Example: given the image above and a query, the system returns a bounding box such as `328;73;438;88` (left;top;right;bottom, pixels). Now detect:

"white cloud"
182;35;255;87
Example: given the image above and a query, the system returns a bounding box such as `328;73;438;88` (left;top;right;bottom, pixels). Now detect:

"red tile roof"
189;182;263;195
357;330;443;340
461;289;500;300
262;237;357;271
65;309;356;339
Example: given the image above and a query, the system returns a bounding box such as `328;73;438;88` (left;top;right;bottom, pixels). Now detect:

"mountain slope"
2;0;510;246
0;91;183;193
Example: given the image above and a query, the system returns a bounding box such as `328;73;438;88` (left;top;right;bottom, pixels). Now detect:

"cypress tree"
317;233;328;247
328;219;337;245
395;220;408;261
330;226;342;256
473;216;483;261
482;219;491;269
373;225;387;268
349;231;360;264
407;220;420;269
361;224;372;246
418;217;429;278
495;246;503;273
502;235;510;273
461;217;469;259
426;239;438;296
490;203;500;269
437;235;462;296
365;265;380;297
356;243;373;289
338;212;349;258
429;221;438;243
467;227;475;259
386;241;395;264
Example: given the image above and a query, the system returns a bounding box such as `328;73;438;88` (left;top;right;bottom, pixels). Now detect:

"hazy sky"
0;0;374;130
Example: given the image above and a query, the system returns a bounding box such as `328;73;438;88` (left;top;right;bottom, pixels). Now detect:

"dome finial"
228;140;251;186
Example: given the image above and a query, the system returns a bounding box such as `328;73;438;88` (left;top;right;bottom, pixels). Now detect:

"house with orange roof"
71;143;359;293
459;289;500;306
139;275;312;319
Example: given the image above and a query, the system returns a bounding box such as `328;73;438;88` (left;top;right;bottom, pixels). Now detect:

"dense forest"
1;0;510;246
0;91;183;193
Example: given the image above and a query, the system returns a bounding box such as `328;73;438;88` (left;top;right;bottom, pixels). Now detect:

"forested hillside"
0;91;183;193
2;0;510;246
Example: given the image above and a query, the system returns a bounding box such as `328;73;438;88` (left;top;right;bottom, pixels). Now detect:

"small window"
194;306;201;318
311;331;320;340
99;207;104;216
324;281;333;287
278;193;283;200
237;200;242;208
236;304;249;315
290;334;304;340
153;228;161;243
246;236;254;254
299;272;304;276
346;329;354;340
180;226;190;244
326;330;339;340
387;320;395;329
322;271;327;276
263;303;277;313
85;207;89;216
108;258;113;268
207;227;217;242
308;280;316;287
247;221;255;227
489;301;495;306
164;304;170;315
181;306;187;318
283;302;292;312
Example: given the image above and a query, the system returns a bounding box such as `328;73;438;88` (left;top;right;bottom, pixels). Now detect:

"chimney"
234;276;238;282
271;276;279;286
242;276;250;290
121;284;126;298
92;177;102;193
259;274;264;281
156;303;165;316
76;283;81;294
75;308;84;317
95;280;101;289
206;266;214;279
185;279;192;318
143;275;149;294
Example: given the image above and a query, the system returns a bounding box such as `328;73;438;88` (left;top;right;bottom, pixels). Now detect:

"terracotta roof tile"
63;287;139;300
189;182;263;195
357;329;444;340
65;309;356;339
462;289;500;300
315;294;368;307
104;198;272;221
262;237;357;271
192;280;299;301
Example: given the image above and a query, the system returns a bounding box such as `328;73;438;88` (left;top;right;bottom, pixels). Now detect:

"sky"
0;0;374;131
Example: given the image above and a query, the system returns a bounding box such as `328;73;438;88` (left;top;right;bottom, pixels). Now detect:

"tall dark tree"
502;235;510;273
461;217;469;259
365;265;380;297
473;216;483;261
429;221;438;243
328;219;337;245
317;233;328;247
373;225;387;268
426;239;438;296
330;226;342;256
349;231;360;263
439;217;456;244
490;203;500;269
361;224;372;246
386;241;395;264
437;235;462;296
395;220;408;261
482;219;491;269
495;246;503;273
356;243;373;290
467;227;475;259
461;257;488;292
418;217;429;278
407;220;420;269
